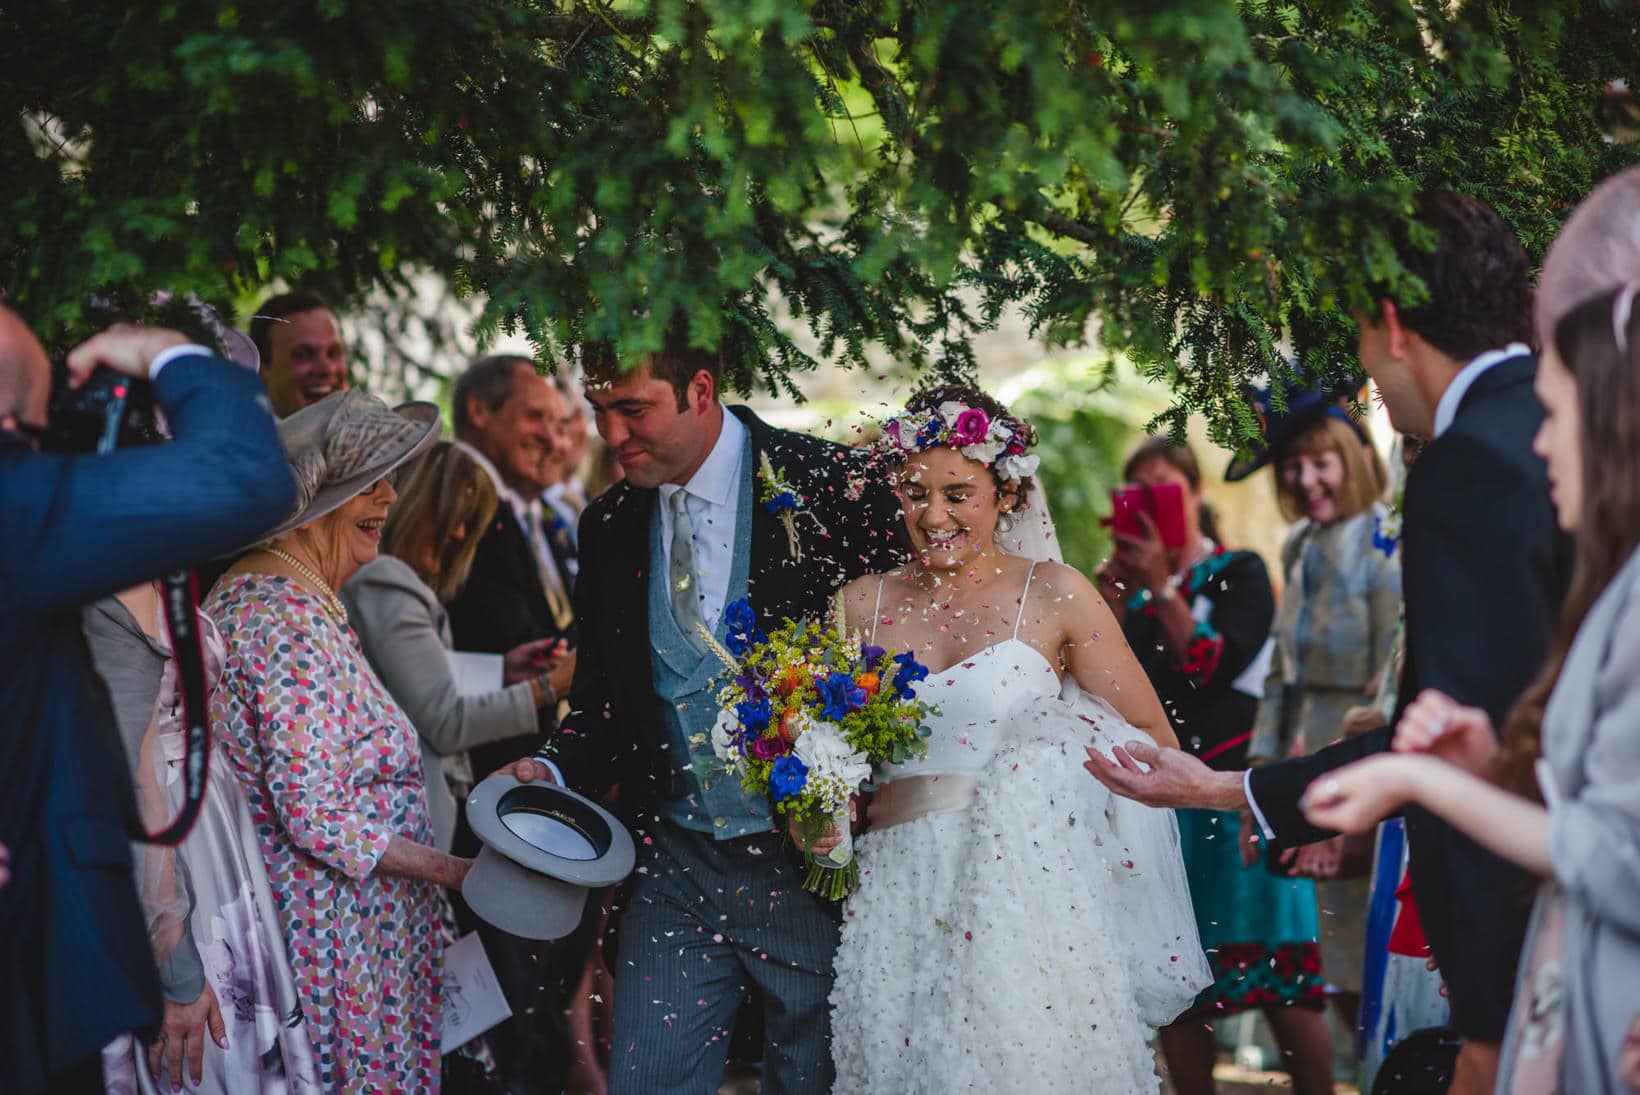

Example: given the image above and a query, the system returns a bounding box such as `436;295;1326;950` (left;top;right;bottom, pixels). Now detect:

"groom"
512;331;906;1093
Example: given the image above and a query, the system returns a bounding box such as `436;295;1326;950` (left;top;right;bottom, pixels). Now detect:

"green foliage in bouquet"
698;598;933;897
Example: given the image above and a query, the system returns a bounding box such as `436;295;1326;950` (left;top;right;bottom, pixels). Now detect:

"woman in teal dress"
1103;438;1332;1095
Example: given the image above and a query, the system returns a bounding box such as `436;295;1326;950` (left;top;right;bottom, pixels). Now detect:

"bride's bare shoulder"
1028;559;1097;597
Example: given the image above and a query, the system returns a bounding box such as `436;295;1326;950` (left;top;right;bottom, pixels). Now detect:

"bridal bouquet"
694;597;934;899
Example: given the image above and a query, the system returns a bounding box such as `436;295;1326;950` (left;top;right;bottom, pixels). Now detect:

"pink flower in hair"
952;408;991;447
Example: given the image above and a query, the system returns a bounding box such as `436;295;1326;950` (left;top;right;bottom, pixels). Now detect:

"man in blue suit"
0;308;297;1093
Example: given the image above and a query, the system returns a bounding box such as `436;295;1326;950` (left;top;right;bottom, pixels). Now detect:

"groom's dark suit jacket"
1249;353;1572;1042
544;406;907;822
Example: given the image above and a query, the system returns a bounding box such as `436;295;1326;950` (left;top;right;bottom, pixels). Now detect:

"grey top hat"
462;775;636;941
266;389;441;540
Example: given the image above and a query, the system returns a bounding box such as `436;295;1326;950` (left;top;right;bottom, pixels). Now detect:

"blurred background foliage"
2;0;1636;448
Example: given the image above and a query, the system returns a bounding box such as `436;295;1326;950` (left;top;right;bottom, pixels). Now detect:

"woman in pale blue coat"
1302;284;1640;1093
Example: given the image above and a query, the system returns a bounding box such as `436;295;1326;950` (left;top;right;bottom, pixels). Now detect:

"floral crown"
877;399;1041;483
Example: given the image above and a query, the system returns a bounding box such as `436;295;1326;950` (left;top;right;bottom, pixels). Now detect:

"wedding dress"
829;562;1211;1093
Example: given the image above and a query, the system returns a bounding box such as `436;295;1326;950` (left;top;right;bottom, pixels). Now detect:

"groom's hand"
1083;740;1246;811
497;758;559;785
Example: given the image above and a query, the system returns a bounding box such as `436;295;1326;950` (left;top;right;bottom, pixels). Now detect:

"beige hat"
266;389;440;540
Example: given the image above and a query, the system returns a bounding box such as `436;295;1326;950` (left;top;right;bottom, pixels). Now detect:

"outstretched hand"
1392;689;1500;775
1083;740;1246;811
1298;754;1426;835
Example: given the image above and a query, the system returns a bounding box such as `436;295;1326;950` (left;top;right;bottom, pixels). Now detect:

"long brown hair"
1498;285;1640;798
381;440;500;603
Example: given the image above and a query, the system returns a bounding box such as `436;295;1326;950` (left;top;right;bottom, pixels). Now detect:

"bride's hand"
790;796;858;856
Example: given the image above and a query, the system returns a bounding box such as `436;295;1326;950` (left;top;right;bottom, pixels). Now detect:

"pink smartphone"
1105;482;1188;549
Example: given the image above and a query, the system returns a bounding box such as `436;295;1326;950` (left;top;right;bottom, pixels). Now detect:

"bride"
816;385;1210;1093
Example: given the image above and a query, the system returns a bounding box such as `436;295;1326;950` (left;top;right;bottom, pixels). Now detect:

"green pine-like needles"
3;1;1635;443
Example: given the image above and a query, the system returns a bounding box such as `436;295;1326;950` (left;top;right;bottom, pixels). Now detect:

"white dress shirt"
148;342;213;380
1243;342;1531;840
1431;343;1531;439
656;407;746;634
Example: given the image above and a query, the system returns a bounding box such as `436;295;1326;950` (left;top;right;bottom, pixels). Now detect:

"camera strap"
139;569;212;846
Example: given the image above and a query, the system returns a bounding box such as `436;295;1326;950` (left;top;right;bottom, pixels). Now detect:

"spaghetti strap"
1012;562;1038;639
869;575;887;644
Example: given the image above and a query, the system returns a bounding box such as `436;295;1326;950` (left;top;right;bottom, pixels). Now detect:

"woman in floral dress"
207;390;469;1090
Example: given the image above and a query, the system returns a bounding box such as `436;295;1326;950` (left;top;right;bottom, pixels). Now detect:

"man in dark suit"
1085;192;1572;1095
441;354;584;1093
0;311;296;1093
448;354;579;774
508;332;906;1094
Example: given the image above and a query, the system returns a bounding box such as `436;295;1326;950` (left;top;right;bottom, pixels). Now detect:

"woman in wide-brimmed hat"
205;389;462;1090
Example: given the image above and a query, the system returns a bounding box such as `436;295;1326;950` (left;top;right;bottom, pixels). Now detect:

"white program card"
447;650;505;696
440;931;513;1053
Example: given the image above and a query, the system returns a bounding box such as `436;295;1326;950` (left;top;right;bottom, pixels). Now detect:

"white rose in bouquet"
793;722;872;811
710;706;739;762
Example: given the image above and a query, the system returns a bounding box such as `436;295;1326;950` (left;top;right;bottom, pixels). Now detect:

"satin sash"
866;773;980;832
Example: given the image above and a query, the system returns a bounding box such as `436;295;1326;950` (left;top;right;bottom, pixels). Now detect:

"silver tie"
668;489;709;650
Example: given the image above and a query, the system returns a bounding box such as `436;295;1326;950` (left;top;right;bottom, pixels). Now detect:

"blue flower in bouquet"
769;754;810;803
763;489;800;514
891;651;930;698
861;644;887;665
735;696;773;733
723;598;765;656
815;671;867;721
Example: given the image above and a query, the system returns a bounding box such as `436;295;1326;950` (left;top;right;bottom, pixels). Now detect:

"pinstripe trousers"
607;821;841;1095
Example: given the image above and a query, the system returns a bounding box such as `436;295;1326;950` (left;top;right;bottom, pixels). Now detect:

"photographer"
0;306;297;1094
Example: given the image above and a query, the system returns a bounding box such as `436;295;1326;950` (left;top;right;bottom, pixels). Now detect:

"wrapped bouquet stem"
693;597;932;899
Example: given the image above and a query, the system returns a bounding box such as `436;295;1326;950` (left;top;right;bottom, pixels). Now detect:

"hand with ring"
1299;756;1430;835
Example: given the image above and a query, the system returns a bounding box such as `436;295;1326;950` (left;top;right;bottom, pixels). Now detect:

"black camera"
41;359;160;453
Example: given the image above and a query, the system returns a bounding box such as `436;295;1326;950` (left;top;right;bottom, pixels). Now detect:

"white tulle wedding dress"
829;563;1211;1094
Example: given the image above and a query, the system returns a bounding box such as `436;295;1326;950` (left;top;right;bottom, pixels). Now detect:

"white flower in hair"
997;453;1041;482
960;439;1006;466
936;401;969;426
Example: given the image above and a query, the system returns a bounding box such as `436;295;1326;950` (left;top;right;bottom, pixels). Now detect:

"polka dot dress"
207;573;442;1092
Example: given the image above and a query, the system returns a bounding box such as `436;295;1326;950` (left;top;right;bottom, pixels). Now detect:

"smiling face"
262;308;349;417
1278;437;1348;525
894;446;1008;571
467;363;563;496
285;474;397;589
1533;345;1584;532
586;363;718;489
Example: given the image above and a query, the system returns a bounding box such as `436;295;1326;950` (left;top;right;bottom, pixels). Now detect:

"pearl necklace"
262;547;349;623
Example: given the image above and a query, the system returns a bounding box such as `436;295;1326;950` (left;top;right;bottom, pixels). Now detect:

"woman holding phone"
1234;382;1398;1053
1101;438;1335;1095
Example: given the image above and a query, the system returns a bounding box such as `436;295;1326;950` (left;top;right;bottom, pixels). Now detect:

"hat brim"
462;775;636;942
262;401;441;541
